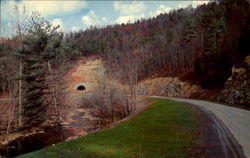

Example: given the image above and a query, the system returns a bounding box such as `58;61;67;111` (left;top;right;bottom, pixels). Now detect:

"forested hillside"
64;0;249;90
0;0;250;156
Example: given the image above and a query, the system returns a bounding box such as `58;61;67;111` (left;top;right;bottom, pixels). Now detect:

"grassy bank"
19;98;202;158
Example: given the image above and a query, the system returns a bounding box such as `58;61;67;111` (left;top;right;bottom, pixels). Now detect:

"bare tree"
119;52;141;112
0;96;17;134
9;4;28;126
85;72;131;126
46;61;65;141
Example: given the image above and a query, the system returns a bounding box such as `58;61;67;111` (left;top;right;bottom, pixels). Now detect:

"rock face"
64;58;106;106
138;77;214;99
218;55;250;105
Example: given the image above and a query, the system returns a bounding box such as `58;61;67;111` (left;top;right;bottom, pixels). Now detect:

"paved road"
152;96;250;158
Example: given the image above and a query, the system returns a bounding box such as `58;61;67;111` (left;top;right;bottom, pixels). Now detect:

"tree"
119;53;141;112
9;4;29;126
16;12;64;128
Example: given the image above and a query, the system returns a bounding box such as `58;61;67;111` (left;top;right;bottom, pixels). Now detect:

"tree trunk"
18;59;22;126
47;61;64;142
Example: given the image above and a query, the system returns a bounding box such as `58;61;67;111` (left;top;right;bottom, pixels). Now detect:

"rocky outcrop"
138;77;214;99
218;55;250;105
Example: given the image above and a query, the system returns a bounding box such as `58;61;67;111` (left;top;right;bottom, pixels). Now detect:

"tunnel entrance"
77;85;86;90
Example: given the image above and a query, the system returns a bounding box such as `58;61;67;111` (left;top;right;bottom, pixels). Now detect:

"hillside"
64;0;250;94
0;0;250;157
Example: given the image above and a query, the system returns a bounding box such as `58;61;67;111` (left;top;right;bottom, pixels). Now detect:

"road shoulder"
192;104;246;158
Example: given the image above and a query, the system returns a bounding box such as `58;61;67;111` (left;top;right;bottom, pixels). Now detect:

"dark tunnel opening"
77;85;86;90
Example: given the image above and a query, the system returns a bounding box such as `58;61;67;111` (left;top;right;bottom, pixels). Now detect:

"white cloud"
113;1;147;15
51;18;64;31
150;5;172;17
178;3;190;9
71;26;81;32
1;0;87;20
192;1;210;7
178;1;210;9
115;14;145;24
101;17;108;23
82;10;108;26
82;10;99;25
7;22;12;27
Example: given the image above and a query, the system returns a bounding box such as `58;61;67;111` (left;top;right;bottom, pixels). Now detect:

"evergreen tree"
16;12;63;127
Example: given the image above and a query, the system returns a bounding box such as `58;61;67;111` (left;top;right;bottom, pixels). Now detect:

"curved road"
152;96;250;158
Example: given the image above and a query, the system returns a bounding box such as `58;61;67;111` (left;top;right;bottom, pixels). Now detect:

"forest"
0;0;249;157
63;0;249;90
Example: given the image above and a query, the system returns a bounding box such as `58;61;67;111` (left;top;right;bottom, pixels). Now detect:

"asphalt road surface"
152;96;250;158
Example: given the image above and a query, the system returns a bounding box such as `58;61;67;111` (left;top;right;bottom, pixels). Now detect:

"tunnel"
77;85;86;90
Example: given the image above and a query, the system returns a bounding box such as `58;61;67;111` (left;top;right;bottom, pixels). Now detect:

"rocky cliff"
138;77;214;100
218;55;250;105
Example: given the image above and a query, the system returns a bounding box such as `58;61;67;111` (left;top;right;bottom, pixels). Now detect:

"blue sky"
0;0;209;36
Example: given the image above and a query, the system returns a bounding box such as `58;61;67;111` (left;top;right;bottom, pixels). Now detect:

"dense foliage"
0;0;249;132
16;14;63;127
0;12;69;131
64;0;250;89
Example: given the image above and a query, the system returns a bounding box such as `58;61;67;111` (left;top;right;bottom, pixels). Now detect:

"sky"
0;0;210;37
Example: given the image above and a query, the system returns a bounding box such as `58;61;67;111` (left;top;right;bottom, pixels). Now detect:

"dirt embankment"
64;57;105;96
61;57;106;139
138;77;214;100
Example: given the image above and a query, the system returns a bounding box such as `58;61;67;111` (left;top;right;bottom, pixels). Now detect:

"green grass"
19;98;202;158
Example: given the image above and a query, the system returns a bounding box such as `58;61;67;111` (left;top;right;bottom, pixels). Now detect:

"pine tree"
15;12;63;128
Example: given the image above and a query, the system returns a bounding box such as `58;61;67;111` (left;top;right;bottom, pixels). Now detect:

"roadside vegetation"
0;0;249;156
1;0;249;135
19;98;203;158
81;73;137;127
